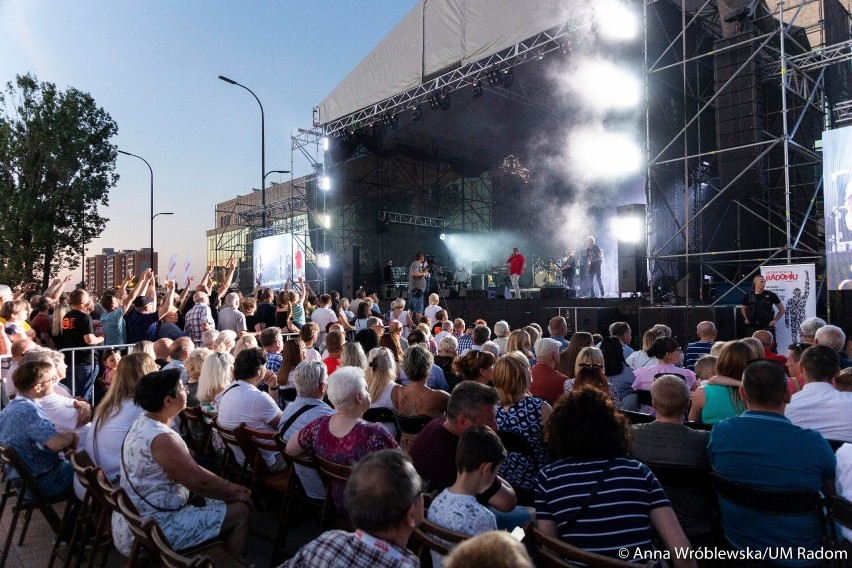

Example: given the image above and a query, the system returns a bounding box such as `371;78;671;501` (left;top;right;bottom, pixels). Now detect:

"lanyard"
354;530;416;567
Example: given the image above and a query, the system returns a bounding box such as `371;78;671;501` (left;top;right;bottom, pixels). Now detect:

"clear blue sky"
0;0;417;285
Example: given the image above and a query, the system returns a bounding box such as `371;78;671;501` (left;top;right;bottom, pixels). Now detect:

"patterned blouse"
297;415;398;514
495;395;549;490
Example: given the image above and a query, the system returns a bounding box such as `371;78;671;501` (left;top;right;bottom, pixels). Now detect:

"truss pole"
780;1;793;263
644;0;654;304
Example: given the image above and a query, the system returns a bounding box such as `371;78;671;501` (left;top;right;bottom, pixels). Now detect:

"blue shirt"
0;396;62;480
399;364;449;392
708;410;836;565
99;308;127;346
550;335;570;351
684;340;713;371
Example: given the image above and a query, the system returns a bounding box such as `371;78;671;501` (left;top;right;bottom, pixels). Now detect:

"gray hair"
481;341;500;358
392;298;406;310
494;320;510;338
193;291;208;304
224;292;240;308
341;342;368;370
447;381;499;421
0;284;12;301
800;317;826;340
815;324;846;352
202;329;219;346
366;316;382;329
212;330;237;353
440;334;459;353
327;366;367;407
21;347;62;368
534;337;560;360
293;360;328;397
402;344;434;383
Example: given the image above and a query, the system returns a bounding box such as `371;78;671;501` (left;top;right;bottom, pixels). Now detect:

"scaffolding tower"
644;0;852;305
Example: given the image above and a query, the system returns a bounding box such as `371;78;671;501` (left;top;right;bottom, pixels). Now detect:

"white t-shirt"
424;304;442;323
216;380;282;467
304;347;322;363
74;399;143;500
427;489;497;568
310;307;338;334
39;392;91;447
836;443;852;542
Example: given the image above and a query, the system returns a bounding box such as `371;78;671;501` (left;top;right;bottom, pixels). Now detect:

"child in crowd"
693;355;717;385
427;425;506;568
835;367;852;393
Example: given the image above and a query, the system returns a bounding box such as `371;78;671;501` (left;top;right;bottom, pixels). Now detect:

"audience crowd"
0;271;851;568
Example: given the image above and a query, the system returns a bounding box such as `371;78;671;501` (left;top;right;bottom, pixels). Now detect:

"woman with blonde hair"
390;297;415;336
75;352;159;499
689;340;750;424
625;328;666;369
232;334;258;358
506;329;535;363
558;332;593;378
340;341;368;370
212;330;237;354
493;352;552;495
424;293;442;324
563;346;619;402
365;347;398;410
524;326;540;353
197;351;235;413
184;347;212;407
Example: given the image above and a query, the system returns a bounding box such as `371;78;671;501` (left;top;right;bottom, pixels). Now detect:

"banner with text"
759;264;816;348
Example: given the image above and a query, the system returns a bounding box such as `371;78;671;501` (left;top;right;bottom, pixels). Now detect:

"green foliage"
0;73;118;288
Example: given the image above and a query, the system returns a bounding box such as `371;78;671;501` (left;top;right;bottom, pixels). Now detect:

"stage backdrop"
253;233;307;289
823;124;852;289
760;263;816;347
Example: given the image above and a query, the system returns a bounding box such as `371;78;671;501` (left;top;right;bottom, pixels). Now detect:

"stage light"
411;105;422;121
317;253;330;269
439;92;451;111
596;0;638;41
439;233;446;241
428;94;440;109
321;137;329;151
500;68;514;89
611;216;644;243
569;129;643;180
572;60;641;111
323;214;331;228
472;81;483;98
319;176;331;191
486;68;501;86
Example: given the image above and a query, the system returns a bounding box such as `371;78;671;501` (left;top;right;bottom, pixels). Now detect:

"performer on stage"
506;247;525;299
454;265;471;287
583;236;604;298
559;248;577;290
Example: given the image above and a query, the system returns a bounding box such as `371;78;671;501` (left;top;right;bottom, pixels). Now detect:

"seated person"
631;375;712;538
322;330;345;376
278;360;335;501
112;369;252;557
444;530;533;568
216;348;283;470
709;360;836;563
535;386;695;566
393;345;450;418
283;450;423;567
693;355;716;386
0;361;78;499
785;345;852;442
428;425;505;568
286;366;397;515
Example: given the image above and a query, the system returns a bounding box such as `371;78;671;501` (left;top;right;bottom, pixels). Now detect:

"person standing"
408;252;428;319
583;236;604;298
505;247;525;300
741;274;785;337
61;288;104;401
559;248;577;290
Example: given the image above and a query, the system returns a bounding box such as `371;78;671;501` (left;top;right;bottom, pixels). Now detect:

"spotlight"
595;0;638;42
317;253;331;269
439;92;451;111
321;137;329;151
428;94;440;109
500;68;514;89
472;81;483;98
319;176;331;191
486;69;501;86
439;233;446;241
611;216;644;243
323;214;331;228
572;61;641;111
411;105;422;121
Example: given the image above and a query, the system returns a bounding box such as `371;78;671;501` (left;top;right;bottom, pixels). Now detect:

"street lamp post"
117;149;159;273
218;75;267;228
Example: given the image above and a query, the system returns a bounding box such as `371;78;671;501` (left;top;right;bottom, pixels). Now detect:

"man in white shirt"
217;348;284;470
785;344;852;442
310;294;349;346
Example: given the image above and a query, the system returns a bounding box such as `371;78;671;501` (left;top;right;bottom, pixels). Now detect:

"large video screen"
824;125;852;290
253;232;309;289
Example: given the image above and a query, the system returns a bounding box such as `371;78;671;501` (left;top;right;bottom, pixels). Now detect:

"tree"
0;73;118;288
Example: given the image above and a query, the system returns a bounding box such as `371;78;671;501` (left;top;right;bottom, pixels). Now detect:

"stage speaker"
639;306;739;343
565;307;620;335
616;204;648;293
540;287;574;300
618;256;647;294
342;245;360;298
467;289;496;300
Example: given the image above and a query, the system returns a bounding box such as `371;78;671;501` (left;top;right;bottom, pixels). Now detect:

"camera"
424;254;437;272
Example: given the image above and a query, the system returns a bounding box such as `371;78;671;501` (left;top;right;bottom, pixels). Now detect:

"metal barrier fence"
60;343;137;403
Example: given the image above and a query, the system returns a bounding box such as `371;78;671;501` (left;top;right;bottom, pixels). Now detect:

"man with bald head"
152;338;173;368
684;321;716;371
162;337;193;383
548;316;569;351
752;330;787;365
217;292;247;337
3;338;37;398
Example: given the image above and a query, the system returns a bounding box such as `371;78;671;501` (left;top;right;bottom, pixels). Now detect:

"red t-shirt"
323;356;340;375
508;253;525;275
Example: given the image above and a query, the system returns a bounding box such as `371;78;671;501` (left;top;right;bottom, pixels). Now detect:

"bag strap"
120;429;189;513
561;460;613;529
279;404;321;435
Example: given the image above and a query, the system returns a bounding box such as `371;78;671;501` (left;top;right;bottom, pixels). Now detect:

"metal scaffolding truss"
644;0;850;305
317;21;578;136
378;210;446;228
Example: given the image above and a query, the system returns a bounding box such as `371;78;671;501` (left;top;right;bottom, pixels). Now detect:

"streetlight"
263;169;291;185
117;149;159;273
219;75;267;227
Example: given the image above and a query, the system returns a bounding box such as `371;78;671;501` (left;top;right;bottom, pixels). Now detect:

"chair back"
523;523;652;568
235;424;285;482
645;463;711;489
636;390;652;407
180;406;213;457
149;524;214;568
313;453;354;529
0;443;63;529
211;417;249;482
708;472;824;514
684;420;713;431
828;495;852;531
313;453;353;487
620;409;655;424
394;413;432;454
410;517;471;559
362;407;402;441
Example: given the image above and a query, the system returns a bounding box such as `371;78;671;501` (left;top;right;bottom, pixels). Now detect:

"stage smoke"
567;127;643;181
568;59;641;112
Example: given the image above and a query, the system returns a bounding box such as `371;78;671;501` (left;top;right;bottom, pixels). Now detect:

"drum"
534;270;559;287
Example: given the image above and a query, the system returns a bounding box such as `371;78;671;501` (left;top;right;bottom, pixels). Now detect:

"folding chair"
394;413;433;454
210;417;250;483
496;429;538;506
409;517;471;565
523;523;654;568
313;453;354;531
362;407;402;442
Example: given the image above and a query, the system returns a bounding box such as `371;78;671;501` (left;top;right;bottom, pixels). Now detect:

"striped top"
534;457;669;560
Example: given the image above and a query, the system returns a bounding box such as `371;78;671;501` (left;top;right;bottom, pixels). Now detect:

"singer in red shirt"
506;247;526;299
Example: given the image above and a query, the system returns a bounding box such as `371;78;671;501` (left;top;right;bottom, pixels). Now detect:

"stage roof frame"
314;0;577;135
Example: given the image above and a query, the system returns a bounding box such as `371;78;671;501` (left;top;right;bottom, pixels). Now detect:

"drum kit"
532;257;561;287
